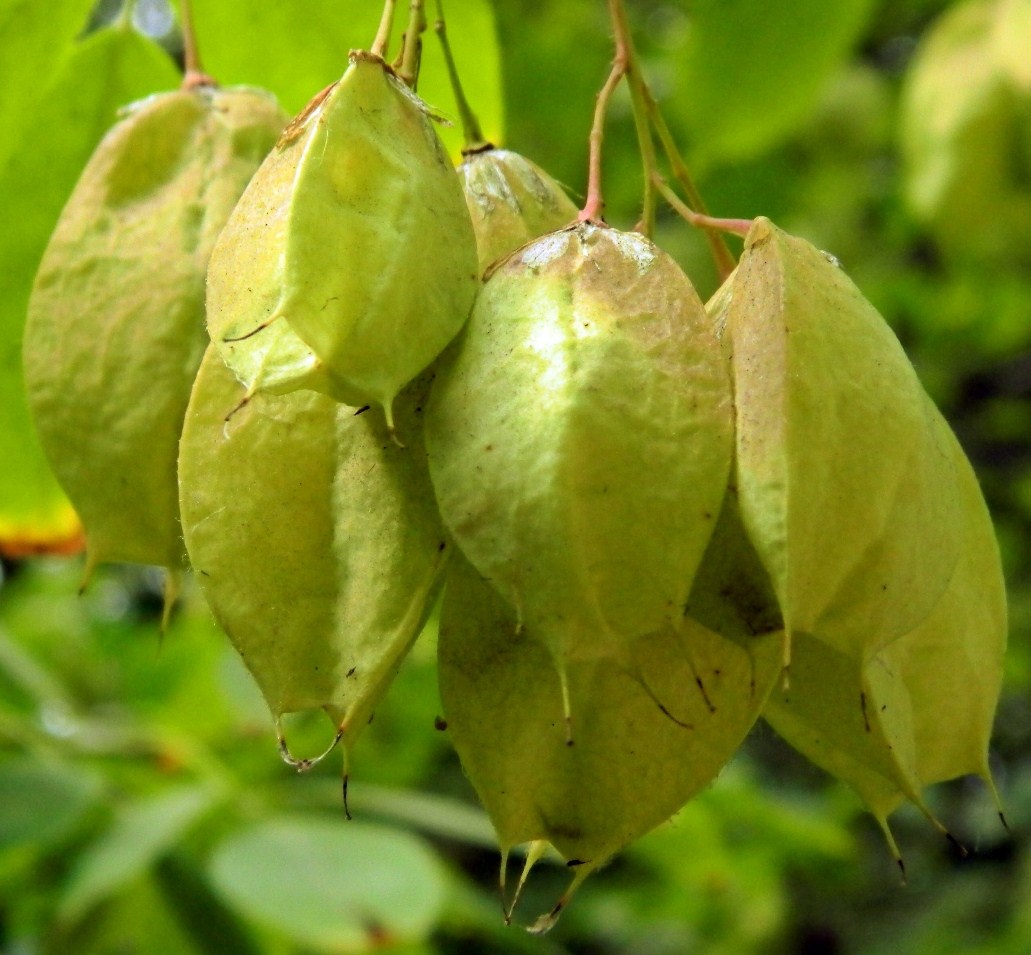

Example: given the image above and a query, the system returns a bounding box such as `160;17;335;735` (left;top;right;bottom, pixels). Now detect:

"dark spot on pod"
434;715;448;731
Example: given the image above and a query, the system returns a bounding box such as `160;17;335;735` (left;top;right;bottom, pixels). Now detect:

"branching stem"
607;0;658;235
398;0;427;89
433;0;487;149
607;0;738;277
653;174;753;238
644;87;738;277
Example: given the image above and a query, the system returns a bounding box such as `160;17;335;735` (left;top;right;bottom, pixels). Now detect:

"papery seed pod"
458;146;577;274
178;345;448;769
426;222;733;720
763;400;1007;861
207;52;479;428
438;551;782;932
23;84;286;603
725;217;960;665
684;483;783;643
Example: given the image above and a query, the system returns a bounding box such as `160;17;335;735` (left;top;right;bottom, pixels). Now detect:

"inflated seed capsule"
723;217;961;666
458;146;577;274
178;345;448;772
23;83;286;604
426;222;733;721
207;51;478;430
763;397;1007;862
438;551;782;932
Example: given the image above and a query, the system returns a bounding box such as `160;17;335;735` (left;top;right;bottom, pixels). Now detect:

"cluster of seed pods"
23;37;1006;933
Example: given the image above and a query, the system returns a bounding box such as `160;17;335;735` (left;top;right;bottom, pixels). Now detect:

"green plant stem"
645;88;738;278
371;0;398;59
652;175;753;238
607;0;658;235
433;0;488;150
398;0;428;89
579;60;626;223
116;0;136;29
178;0;215;89
608;0;737;277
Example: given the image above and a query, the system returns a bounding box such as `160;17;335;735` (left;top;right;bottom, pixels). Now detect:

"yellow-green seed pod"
726;217;960;664
438;551;783;932
763;400;1007;860
178;346;449;764
23;84;286;595
426;222;733;717
458;146;577;274
684;483;783;643
207;52;479;425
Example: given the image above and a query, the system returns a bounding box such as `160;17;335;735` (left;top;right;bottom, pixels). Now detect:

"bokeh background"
2;1;1030;952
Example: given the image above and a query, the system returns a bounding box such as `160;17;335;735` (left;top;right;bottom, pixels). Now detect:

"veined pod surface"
438;552;783;931
725;217;960;663
763;400;1006;854
458;146;577;274
207;52;479;424
23;84;286;587
178;346;449;758
426;223;733;699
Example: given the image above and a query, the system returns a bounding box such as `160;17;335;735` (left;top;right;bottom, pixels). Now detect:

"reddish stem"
179;0;216;89
579;52;628;224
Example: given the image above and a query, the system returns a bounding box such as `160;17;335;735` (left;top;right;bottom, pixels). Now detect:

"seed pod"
207;52;479;426
458;146;577;274
178;345;448;767
438;551;782;931
726;217;960;664
23;84;286;598
426;223;733;717
684;483;783;643
763;400;1006;859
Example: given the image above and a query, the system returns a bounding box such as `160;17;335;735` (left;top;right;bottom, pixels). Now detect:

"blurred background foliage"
1;0;1030;952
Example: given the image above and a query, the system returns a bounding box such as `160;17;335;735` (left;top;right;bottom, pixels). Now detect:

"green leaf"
57;783;219;924
0;756;104;850
671;0;876;166
154;855;263;955
0;0;96;170
208;816;447;953
177;0;503;154
0;22;180;554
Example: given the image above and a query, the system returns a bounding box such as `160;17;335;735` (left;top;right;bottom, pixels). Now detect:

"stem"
398;0;427;89
179;0;216;89
607;0;658;235
579;59;626;223
433;0;487;149
608;0;737;277
371;0;397;59
116;0;136;30
645;87;737;278
653;174;753;238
